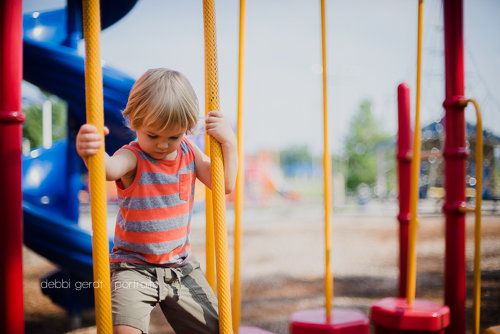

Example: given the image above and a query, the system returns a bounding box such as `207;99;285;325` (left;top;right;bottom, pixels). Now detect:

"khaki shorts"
110;257;219;333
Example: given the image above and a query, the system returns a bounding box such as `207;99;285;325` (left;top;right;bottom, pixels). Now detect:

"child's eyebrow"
146;130;184;137
172;132;184;137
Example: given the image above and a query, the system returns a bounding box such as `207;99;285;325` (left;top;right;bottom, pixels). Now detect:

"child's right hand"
76;124;109;158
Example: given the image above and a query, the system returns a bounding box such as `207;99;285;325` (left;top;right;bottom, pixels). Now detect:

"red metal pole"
443;0;467;333
0;0;25;333
396;83;412;299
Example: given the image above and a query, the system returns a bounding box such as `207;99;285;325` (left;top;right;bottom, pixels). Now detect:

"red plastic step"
371;297;450;334
290;308;369;334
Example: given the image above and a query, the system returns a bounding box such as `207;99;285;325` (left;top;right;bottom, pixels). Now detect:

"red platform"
240;326;275;333
371;298;450;334
290;308;369;334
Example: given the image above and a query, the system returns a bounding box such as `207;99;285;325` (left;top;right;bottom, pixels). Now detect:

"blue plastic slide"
22;0;138;316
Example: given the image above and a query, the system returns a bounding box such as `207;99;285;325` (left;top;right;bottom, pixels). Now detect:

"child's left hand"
205;111;236;147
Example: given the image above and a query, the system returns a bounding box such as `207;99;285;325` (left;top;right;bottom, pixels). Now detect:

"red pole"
443;1;467;333
0;0;25;333
396;83;412;299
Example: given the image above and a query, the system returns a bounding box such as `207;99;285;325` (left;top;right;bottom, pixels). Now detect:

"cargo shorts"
110;257;219;334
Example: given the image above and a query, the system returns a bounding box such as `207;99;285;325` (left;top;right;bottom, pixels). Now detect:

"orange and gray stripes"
110;139;196;266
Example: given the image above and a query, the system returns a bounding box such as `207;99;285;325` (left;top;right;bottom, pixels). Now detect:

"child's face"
135;124;186;160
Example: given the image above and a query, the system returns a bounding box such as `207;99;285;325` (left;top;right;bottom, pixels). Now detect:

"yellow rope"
203;1;233;333
233;0;246;332
205;168;216;293
406;0;423;306
81;0;112;332
320;0;333;319
204;39;216;293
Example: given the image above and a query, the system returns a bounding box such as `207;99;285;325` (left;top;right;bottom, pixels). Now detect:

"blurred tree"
279;145;312;167
343;99;392;191
23;92;67;149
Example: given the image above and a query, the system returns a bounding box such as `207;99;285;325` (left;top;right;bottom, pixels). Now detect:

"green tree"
23;92;67;149
279;145;312;167
343;99;391;191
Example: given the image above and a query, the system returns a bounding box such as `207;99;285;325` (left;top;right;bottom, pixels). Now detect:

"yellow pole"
204;38;216;294
406;0;423;305
81;0;112;333
203;1;233;333
467;99;482;334
233;0;246;332
320;0;333;319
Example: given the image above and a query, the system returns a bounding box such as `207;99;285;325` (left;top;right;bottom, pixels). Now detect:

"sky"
23;0;500;155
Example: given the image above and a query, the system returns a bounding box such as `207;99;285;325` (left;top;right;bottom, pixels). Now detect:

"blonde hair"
123;68;199;134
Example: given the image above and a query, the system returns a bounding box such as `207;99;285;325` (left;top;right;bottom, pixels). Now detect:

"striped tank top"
110;138;196;267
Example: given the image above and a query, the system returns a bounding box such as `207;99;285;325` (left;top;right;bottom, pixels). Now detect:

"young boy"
76;68;237;334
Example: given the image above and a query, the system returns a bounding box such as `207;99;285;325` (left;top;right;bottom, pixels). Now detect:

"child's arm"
76;124;137;181
192;111;238;194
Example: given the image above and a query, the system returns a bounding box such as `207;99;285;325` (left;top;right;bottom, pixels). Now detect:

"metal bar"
443;0;467;332
320;0;333;319
396;82;412;299
406;0;423;305
233;0;246;332
0;0;25;332
465;99;483;334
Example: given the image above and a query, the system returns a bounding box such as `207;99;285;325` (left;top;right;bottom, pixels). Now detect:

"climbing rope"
81;0;112;332
204;34;216;294
203;1;233;333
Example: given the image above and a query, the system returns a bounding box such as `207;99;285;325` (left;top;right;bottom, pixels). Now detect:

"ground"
23;199;500;333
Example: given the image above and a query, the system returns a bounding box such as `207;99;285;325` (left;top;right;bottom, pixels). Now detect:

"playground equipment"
81;0;113;331
0;0;24;332
21;0;242;331
372;0;493;333
289;1;369;333
23;0;236;332
441;1;488;332
371;1;451;333
21;1;137;326
395;83;412;299
2;0;497;332
231;1;273;333
203;1;234;333
418;119;500;203
233;0;245;330
243;152;300;203
204;4;216;297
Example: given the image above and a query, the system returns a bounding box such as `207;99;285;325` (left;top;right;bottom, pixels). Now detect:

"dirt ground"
23;199;500;333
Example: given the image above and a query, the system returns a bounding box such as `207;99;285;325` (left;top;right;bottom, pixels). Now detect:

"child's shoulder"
113;142;139;164
114;145;138;162
182;137;198;152
124;141;141;151
182;137;206;161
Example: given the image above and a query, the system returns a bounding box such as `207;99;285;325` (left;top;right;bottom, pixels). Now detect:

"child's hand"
205;111;236;147
76;124;109;158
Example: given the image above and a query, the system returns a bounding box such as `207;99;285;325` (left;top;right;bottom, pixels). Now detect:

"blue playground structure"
22;0;138;319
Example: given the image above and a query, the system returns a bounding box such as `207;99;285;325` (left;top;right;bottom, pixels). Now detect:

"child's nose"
157;142;168;149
